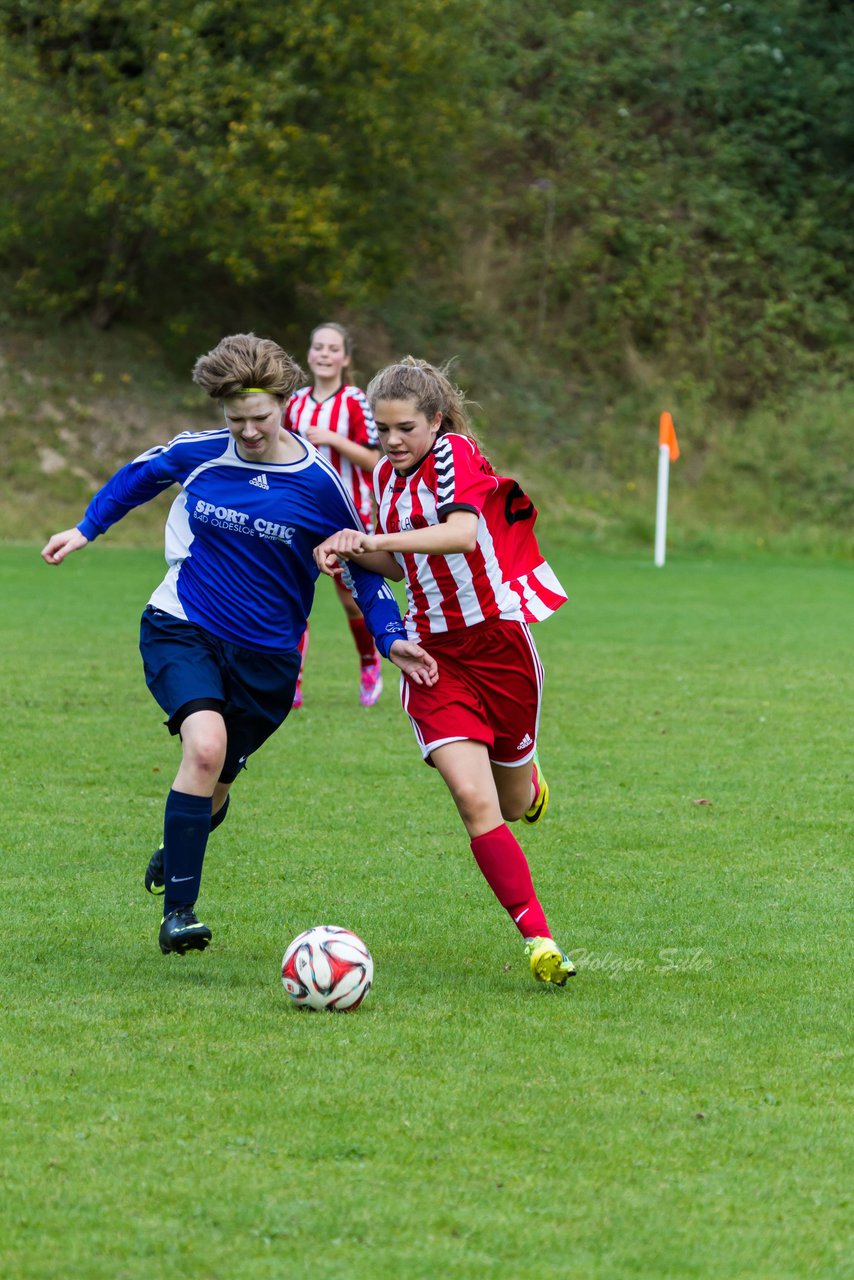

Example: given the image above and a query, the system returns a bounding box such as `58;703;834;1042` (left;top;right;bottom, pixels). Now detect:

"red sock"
348;615;377;666
469;823;550;938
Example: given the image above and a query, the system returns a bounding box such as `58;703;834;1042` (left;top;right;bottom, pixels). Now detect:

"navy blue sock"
210;793;230;834
162;789;212;915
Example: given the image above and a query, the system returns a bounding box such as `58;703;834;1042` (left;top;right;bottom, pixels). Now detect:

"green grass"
1;545;851;1279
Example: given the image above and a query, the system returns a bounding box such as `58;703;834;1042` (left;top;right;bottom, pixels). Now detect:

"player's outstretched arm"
315;528;371;562
41;528;90;565
371;510;478;557
388;640;439;687
313;530;403;581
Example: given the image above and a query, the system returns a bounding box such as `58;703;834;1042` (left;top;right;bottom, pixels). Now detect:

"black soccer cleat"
159;908;212;956
145;844;165;896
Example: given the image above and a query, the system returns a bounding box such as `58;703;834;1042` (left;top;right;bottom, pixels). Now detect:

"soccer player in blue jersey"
41;333;437;958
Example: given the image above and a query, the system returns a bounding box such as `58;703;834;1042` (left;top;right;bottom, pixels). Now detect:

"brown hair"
366;357;477;441
309;321;352;359
192;333;305;400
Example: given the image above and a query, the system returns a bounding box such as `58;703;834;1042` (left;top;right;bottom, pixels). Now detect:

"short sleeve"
433;434;498;520
347;388;379;449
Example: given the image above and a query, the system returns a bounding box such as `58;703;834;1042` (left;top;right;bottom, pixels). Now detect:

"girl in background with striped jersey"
286;323;383;708
313;358;575;988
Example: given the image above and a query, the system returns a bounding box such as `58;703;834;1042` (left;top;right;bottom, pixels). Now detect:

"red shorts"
401;618;543;766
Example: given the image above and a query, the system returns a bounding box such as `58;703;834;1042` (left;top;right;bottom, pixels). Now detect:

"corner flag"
654;412;680;566
659;411;680;461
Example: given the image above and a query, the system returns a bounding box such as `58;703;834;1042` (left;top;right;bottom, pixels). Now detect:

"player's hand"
306;425;336;448
313;530;376;576
313;542;341;577
41;528;89;565
388;640;439;686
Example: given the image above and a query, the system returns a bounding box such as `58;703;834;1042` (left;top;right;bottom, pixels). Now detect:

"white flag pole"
654;443;670;567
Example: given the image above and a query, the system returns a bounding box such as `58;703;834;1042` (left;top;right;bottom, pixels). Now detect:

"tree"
0;0;478;326
464;0;854;403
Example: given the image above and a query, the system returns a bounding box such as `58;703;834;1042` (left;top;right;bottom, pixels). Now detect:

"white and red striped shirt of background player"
374;432;568;643
285;384;379;530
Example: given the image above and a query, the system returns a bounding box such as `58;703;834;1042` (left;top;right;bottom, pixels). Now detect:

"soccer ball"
281;925;373;1011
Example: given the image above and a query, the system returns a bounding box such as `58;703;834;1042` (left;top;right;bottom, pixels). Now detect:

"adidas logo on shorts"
249;473;270;489
517;732;533;750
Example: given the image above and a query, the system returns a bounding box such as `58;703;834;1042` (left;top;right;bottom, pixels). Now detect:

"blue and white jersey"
77;428;406;655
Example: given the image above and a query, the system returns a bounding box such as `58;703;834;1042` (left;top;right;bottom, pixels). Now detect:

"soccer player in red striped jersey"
285;323;384;708
313;358;575;988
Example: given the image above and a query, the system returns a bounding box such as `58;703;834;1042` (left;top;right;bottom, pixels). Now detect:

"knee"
453;778;495;829
183;731;227;780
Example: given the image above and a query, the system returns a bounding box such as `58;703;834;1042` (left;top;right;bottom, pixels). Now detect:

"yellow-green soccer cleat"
523;752;549;824
144;844;165;896
525;937;576;986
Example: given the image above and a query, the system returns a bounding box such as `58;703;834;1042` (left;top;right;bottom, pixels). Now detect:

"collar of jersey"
393;449;434;480
309;383;345;405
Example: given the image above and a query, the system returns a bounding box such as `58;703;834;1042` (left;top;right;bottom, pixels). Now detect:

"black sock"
162;789;212;915
210;793;230;834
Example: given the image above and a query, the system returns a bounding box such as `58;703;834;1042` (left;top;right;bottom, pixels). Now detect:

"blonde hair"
309;322;352;359
366;357;477;441
192;333;305;400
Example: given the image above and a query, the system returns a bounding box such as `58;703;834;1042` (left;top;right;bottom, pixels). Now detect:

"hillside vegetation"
3;317;851;558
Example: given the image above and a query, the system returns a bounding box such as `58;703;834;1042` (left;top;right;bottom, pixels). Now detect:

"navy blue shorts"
139;607;300;783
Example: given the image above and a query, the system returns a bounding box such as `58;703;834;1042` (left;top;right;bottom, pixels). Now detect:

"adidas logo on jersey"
517;732;533;750
249;473;270;489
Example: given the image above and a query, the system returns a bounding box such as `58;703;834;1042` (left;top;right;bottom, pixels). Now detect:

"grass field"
1;543;851;1279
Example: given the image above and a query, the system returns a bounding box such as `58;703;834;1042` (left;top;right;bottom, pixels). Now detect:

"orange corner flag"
659;411;680;461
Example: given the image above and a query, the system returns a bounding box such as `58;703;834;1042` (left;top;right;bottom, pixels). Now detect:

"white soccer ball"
281;925;373;1011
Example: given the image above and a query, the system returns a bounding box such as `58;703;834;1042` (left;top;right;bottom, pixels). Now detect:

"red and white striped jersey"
374;432;567;641
286;384;379;529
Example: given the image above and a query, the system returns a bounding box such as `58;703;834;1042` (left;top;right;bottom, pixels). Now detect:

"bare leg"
430;740;503;837
173;709;228;796
212;780;232;817
491;759;537;823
